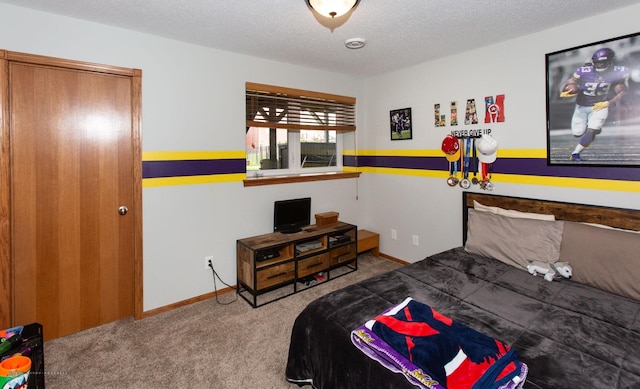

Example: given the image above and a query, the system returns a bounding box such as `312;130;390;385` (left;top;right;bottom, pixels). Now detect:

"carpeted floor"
43;253;402;388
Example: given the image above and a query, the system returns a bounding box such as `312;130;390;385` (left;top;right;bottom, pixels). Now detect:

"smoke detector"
345;38;366;49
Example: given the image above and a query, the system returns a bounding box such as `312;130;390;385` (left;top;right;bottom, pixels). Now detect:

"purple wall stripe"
142;159;246;179
349;155;446;170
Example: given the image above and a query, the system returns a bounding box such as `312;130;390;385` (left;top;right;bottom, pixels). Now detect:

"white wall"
2;3;639;312
359;4;640;262
0;4;365;311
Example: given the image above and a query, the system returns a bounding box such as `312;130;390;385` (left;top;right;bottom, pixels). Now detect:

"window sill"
243;171;361;187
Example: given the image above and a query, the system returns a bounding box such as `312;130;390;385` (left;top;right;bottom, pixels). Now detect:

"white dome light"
308;0;359;18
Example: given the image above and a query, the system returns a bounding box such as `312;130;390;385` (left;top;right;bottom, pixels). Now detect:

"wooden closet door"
9;61;136;340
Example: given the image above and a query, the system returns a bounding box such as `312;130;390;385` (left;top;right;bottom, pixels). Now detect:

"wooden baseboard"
379;252;410;266
141;285;236;319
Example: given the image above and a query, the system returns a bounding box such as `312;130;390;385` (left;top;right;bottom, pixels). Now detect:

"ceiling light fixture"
307;0;360;18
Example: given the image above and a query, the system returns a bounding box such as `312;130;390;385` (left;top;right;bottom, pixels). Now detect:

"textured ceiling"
3;0;640;76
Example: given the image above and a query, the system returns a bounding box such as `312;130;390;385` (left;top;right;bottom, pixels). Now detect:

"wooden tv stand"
236;222;357;307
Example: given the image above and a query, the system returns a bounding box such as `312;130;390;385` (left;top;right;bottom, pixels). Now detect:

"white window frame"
246;129;342;178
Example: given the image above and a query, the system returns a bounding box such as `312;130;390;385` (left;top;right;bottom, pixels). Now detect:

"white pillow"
473;200;555;221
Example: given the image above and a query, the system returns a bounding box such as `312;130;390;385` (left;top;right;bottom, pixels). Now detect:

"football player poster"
546;32;640;167
390;108;412;140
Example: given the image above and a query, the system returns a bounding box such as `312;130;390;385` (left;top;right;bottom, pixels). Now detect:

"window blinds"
246;82;356;132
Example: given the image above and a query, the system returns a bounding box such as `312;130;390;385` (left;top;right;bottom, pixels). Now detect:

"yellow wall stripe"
356;166;449;179
344;148;548;158
497;149;547;158
344;149;442;157
143;173;246;188
143;151;246;161
491;173;640;192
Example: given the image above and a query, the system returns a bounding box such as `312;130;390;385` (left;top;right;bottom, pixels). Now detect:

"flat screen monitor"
273;197;311;233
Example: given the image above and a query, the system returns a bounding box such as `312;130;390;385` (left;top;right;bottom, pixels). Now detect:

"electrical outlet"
205;256;214;270
391;229;397;240
412;235;419;246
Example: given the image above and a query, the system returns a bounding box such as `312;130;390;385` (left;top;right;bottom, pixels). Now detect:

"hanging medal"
471;138;479;185
448;160;459;186
479;161;487;190
447;161;456;186
485;162;494;191
459;137;471;189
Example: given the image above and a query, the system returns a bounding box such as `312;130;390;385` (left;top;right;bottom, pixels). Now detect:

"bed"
285;192;640;388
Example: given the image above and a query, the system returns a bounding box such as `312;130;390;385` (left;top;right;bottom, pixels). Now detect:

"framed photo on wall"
390;107;412;140
546;31;640;166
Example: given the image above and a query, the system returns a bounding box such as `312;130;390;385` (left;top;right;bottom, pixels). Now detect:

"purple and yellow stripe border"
142;149;640;192
343;149;640;192
142;151;246;188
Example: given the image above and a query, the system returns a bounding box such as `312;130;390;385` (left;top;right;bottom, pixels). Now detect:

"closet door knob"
118;206;129;215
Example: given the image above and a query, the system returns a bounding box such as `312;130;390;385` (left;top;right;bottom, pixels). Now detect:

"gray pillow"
465;209;564;270
560;221;640;301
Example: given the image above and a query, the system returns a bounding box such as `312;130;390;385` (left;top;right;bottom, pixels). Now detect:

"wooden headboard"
462;192;640;242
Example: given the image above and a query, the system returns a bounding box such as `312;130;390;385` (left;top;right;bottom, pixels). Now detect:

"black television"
273;197;311;234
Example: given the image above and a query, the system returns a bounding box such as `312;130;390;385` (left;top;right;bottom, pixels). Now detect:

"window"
246;82;355;176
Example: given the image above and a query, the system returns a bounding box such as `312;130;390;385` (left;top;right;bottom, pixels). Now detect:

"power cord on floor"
208;260;238;305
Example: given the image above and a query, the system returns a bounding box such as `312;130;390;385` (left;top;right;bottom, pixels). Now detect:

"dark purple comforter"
285;247;640;388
